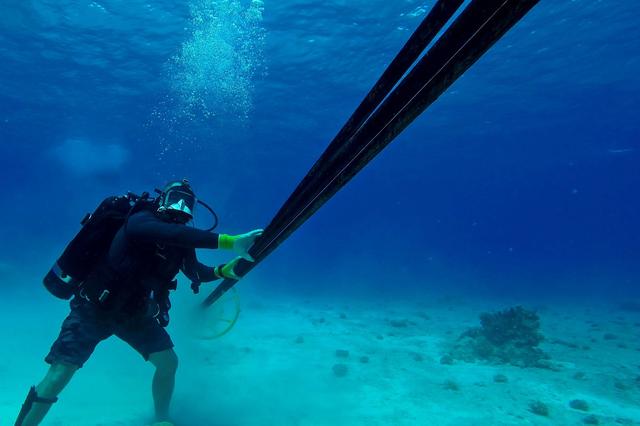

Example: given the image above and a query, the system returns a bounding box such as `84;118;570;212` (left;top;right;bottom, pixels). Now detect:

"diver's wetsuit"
45;209;222;367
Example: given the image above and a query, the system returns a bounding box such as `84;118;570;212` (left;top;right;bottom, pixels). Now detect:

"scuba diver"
15;179;263;426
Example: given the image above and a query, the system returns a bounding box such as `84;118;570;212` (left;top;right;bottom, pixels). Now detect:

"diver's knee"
164;352;178;374
150;350;178;375
40;363;77;394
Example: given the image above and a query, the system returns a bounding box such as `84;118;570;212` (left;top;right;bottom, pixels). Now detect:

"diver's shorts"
45;298;174;368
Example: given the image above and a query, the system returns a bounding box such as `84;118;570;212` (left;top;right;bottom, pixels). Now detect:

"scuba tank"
43;192;153;299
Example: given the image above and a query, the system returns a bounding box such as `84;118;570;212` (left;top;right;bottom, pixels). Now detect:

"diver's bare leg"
148;349;178;421
19;363;78;426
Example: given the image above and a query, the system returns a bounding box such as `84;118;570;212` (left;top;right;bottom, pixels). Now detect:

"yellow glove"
218;229;263;261
215;256;243;280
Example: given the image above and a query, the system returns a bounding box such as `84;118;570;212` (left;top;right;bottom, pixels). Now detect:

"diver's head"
157;179;196;224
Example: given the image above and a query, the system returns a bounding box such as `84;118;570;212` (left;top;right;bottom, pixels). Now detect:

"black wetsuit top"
82;209;222;312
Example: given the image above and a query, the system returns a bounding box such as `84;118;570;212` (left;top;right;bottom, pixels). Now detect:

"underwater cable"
203;0;541;307
256;0;538;265
201;0;469;306
266;0;464;236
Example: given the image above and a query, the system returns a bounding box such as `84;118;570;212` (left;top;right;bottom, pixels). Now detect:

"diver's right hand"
218;229;264;261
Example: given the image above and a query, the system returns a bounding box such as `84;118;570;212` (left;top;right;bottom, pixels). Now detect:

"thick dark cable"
256;0;539;261
202;0;540;307
265;0;464;239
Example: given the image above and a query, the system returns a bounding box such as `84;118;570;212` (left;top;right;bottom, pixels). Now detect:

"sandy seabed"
1;286;639;426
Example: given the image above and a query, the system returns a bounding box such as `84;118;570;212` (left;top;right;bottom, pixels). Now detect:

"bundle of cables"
203;0;541;308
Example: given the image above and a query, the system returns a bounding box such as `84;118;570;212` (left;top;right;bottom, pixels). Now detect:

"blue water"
1;1;640;424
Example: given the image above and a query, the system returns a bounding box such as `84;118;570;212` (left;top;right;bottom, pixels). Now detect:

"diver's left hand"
220;256;243;280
